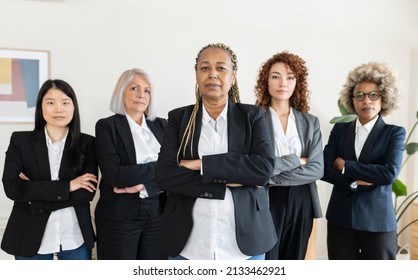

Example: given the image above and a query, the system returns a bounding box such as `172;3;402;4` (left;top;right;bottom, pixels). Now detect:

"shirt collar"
355;115;378;133
44;126;68;146
126;114;150;133
202;100;228;125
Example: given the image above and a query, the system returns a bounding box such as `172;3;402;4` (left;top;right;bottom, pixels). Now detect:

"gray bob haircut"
339;61;400;117
109;68;157;120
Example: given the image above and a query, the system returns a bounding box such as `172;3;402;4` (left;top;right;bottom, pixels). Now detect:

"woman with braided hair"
156;43;277;260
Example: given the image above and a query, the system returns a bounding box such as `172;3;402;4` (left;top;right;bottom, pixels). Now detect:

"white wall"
0;0;417;260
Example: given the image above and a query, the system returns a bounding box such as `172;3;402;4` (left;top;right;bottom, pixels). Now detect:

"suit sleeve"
31;135;98;213
202;107;275;186
2;132;71;203
270;116;324;186
344;126;406;187
322;124;353;189
156;109;227;199
95;119;157;188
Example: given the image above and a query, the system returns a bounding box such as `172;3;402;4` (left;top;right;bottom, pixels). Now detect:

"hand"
226;183;243;187
19;172;30;180
356;180;373;186
300;157;308;165
69;173;97;193
113;184;145;194
179;159;202;171
333;157;345;172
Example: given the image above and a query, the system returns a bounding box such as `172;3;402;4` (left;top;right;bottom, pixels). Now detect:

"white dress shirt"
38;127;84;254
354;116;378;160
126;114;161;198
180;102;248;260
270;107;302;158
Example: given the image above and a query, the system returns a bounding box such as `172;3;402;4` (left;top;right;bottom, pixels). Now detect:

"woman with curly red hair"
255;51;324;260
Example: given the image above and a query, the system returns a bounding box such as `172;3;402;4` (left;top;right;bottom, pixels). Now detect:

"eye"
217;66;227;71
145;89;151;94
131;86;138;91
271;75;279;79
200;66;209;71
288;76;295;81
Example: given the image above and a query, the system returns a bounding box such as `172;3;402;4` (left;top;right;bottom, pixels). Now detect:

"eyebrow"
199;61;228;65
271;71;294;75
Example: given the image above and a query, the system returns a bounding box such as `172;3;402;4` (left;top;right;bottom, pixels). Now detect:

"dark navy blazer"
322;116;405;232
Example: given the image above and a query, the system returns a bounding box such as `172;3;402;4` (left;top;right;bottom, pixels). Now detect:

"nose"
209;71;218;79
136;90;146;98
55;104;63;112
279;77;286;87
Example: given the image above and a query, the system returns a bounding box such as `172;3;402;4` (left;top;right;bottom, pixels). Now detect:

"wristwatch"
350;181;358;191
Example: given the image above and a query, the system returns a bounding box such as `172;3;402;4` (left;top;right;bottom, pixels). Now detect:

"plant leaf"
406;142;418;156
338;99;351;115
392;179;407;198
330;114;357;124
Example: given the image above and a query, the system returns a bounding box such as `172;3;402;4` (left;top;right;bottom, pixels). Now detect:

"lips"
205;83;220;90
361;107;374;112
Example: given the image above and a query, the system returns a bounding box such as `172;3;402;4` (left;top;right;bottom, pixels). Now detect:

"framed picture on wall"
0;48;50;123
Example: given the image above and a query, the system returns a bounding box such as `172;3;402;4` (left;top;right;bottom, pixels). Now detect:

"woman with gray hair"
322;62;406;259
94;68;167;259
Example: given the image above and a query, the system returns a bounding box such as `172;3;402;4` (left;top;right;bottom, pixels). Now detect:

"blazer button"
57;196;62;200
199;193;204;198
204;192;209;197
213;179;218;183
222;180;227;184
208;193;213;198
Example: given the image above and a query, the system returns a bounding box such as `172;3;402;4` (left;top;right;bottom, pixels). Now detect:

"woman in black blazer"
156;43;277;260
1;79;98;260
322;62;405;259
94;68;167;260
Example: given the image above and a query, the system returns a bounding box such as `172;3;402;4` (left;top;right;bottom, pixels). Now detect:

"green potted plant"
330;102;418;243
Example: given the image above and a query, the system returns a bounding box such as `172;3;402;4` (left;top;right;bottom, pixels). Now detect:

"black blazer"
156;100;277;257
1;130;97;257
94;114;167;221
322;116;405;232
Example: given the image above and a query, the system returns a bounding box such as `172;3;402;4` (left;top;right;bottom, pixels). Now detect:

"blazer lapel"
265;107;276;151
115;114;137;164
344;121;356;161
59;135;72;179
293;109;308;157
147;119;164;144
33;129;51;180
227;101;245;152
191;104;203;159
358;115;385;162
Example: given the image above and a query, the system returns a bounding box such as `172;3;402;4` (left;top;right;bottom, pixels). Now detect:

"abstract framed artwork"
0;48;50;122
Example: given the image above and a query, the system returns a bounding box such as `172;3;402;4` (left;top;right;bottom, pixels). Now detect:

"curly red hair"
254;51;310;112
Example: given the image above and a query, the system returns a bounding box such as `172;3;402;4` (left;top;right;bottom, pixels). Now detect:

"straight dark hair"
34;79;84;173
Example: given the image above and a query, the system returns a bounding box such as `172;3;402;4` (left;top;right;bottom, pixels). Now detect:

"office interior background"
0;0;417;260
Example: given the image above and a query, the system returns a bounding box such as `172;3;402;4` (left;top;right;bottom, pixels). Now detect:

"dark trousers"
327;222;397;260
96;195;167;260
266;185;314;260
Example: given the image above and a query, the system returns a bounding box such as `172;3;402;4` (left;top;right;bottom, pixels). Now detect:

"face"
196;47;236;102
42;88;74;129
123;75;151;118
352;81;382;124
268;62;296;103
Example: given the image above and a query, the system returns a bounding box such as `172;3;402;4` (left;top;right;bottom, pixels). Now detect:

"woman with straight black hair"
1;79;98;260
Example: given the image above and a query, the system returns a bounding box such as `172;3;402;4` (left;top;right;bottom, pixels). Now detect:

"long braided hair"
177;43;240;163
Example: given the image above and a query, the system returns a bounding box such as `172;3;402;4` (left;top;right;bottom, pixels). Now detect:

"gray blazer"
266;107;324;218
